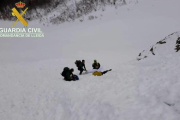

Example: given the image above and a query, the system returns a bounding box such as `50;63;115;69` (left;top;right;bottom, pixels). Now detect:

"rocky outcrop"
137;32;180;61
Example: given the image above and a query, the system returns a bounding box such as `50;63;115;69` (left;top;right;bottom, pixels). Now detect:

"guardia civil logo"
12;1;28;27
0;1;44;38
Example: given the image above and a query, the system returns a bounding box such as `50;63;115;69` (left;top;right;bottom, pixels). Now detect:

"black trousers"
78;67;84;75
102;70;108;75
102;69;112;75
64;76;74;81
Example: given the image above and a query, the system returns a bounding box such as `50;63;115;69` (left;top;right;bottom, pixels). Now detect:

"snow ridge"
137;31;180;61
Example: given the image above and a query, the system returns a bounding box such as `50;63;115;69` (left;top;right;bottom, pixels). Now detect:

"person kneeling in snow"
61;68;75;81
93;69;112;76
92;60;100;69
61;68;79;81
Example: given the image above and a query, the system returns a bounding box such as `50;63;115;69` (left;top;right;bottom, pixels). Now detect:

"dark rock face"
150;47;155;55
157;40;166;44
175;37;180;52
176;37;180;44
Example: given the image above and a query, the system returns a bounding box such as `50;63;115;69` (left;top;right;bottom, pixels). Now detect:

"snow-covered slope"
1;0;180;120
1;42;180;120
137;31;180;61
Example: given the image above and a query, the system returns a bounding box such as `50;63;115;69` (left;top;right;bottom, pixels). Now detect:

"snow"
1;0;180;120
137;31;180;61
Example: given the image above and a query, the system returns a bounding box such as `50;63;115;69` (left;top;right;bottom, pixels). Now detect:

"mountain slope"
1;0;180;120
137;31;180;61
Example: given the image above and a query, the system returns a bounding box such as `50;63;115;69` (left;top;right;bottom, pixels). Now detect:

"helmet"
94;60;97;62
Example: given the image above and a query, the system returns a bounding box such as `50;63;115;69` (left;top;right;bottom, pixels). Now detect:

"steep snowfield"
1;48;180;120
137;31;180;61
1;0;180;120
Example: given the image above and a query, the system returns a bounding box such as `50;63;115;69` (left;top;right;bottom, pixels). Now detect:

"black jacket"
77;61;86;71
92;62;100;69
81;63;86;71
64;70;73;80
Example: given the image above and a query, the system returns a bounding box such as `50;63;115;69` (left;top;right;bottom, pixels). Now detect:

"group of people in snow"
61;60;112;81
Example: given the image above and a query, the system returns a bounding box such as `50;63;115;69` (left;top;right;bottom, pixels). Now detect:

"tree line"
0;0;126;21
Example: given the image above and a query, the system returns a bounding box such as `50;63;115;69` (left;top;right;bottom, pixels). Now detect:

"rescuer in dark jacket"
75;60;87;75
61;68;74;81
92;60;100;69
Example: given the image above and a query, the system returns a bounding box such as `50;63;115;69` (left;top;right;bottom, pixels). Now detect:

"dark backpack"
76;60;81;67
61;67;69;77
